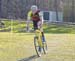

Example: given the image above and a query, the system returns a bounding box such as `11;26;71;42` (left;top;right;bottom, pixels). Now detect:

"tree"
54;0;59;21
72;0;74;22
0;0;2;18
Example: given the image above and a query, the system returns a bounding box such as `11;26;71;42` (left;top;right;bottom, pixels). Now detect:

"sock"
38;46;41;52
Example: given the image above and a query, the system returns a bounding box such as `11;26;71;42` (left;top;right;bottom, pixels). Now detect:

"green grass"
0;33;75;61
43;24;75;33
0;32;34;61
0;20;75;33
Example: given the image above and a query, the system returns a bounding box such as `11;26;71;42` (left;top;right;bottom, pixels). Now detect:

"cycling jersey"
27;10;43;30
31;10;40;21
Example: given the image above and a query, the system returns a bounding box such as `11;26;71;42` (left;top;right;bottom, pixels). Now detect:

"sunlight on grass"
0;32;34;61
0;33;75;61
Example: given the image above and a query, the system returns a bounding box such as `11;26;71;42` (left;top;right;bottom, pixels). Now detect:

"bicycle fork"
38;36;43;47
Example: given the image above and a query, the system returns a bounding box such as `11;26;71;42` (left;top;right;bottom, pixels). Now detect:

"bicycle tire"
43;42;48;54
34;37;42;57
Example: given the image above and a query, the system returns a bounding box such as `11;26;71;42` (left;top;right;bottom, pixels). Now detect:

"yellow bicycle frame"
35;29;43;47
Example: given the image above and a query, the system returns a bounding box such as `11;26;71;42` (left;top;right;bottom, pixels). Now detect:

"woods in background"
0;0;75;22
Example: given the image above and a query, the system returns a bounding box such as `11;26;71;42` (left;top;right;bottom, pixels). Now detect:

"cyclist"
27;5;46;43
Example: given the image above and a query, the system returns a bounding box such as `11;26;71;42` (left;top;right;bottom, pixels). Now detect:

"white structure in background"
40;11;63;22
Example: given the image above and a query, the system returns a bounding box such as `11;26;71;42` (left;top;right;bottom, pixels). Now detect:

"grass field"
0;32;75;61
0;20;75;33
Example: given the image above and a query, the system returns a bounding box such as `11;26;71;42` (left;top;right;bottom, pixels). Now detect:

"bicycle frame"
35;29;43;47
34;29;47;57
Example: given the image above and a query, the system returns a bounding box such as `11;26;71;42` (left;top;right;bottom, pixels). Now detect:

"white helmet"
31;5;38;13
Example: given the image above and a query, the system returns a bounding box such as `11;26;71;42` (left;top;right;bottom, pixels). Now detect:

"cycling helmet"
31;5;38;13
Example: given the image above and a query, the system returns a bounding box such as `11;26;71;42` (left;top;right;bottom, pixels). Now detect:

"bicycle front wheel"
34;37;42;57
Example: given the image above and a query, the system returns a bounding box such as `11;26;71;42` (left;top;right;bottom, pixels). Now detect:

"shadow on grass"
18;55;38;61
43;25;75;33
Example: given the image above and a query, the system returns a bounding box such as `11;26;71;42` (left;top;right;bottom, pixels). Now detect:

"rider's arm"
27;11;32;20
26;11;32;31
39;11;44;25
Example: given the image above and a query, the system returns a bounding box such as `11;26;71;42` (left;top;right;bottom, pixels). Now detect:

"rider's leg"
33;21;42;52
38;21;46;43
33;21;38;30
41;32;46;43
38;46;41;52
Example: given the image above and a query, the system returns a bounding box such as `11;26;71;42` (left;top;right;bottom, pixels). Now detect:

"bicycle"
34;29;47;57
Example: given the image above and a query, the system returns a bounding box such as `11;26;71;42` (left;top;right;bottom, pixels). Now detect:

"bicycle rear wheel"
43;42;48;54
34;37;42;57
